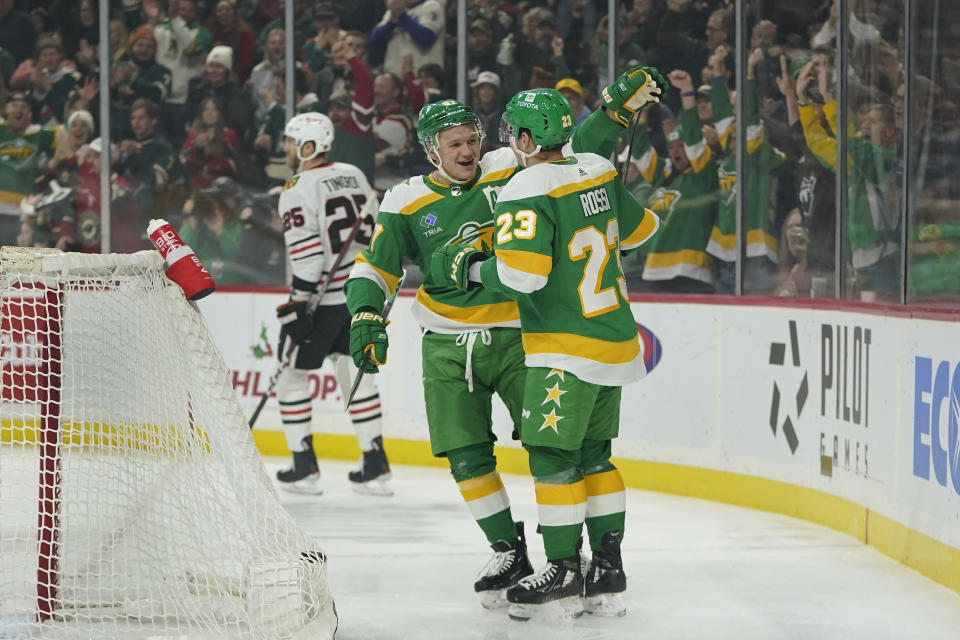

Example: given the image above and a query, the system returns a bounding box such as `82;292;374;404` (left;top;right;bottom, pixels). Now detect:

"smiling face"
3;98;31;131
69;117;92;144
431;124;482;183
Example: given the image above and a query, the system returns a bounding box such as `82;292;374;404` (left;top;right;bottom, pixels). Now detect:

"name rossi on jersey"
580;187;611;217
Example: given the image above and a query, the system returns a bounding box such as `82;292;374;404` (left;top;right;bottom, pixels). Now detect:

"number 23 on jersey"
495;210;627;319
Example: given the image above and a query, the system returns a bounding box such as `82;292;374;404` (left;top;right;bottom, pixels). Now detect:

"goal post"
0;247;336;639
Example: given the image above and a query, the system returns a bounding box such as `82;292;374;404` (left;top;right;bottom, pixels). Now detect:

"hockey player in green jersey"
345;66;667;609
430;88;661;620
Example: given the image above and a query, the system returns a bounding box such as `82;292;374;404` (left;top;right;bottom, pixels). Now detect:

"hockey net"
0;247;336;639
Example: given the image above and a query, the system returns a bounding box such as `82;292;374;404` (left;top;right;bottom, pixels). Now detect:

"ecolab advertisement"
197;292;960;551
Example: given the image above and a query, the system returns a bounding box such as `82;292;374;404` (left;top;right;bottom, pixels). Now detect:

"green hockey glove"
430;243;487;291
601;66;670;127
350;310;388;373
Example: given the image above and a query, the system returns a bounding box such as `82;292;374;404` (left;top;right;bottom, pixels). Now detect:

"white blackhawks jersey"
278;162;378;306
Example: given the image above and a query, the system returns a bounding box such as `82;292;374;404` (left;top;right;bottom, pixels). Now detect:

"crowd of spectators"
0;0;957;302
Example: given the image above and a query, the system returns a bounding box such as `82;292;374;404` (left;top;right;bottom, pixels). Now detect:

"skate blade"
478;589;508;610
349;474;394;497
507;596;584;622
583;592;626;617
277;475;323;495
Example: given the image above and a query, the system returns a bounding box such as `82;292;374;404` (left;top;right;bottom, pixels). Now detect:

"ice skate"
506;550;584;621
348;435;393;496
276;447;322;494
474;522;534;609
582;531;627;617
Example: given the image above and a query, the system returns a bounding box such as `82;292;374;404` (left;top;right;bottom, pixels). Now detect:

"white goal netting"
0;247;336;639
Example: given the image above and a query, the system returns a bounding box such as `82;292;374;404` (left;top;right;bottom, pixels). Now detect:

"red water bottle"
147;218;216;300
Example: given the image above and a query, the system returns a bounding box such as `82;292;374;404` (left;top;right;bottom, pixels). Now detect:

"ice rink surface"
270;458;960;640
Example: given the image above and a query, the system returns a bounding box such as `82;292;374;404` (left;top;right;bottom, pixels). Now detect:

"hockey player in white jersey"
274;112;392;496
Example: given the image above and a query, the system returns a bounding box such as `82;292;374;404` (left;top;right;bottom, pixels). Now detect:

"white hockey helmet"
284;112;335;162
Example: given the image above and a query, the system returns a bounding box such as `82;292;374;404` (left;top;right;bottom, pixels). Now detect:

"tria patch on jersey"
283;176;300;191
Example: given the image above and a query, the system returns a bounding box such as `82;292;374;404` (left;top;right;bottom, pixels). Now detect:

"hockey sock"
447;443;517;544
582;440;626;551
278;392;313;452
348;366;383;450
349;391;383;451
277;368;313;452
527;445;586;560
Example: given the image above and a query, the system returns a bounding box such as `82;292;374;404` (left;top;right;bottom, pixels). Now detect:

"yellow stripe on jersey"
686;139;712;173
496;249;552;277
746;124;765;154
645;248;714;270
535;480;587;506
637;148;659;184
707;228;777;252
546;170;618;198
621;208;660;249
709;226;736;251
354;254;401;294
458;471;505;502
416;287;520;325
584;470;626;496
476;167;516;186
748;229;778;252
523;332;640;365
399;192;444;215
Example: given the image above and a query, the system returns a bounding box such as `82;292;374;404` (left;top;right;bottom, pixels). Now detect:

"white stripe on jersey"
278;162;378;306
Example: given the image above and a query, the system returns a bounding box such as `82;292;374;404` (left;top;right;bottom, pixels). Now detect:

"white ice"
272;458;960;640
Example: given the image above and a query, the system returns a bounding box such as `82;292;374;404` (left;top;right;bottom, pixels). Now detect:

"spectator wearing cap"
467;19;498;80
209;0;255;82
0;0;37;64
0;92;57;244
324;40;375;185
115;98;183;241
470;70;504;154
372;71;414;193
511;8;571;92
109;25;173;141
555;77;591;128
301;2;344;74
39;109;93;191
186;45;257;157
627;69;721;294
369;0;445;78
26;37;79;126
151;0;212;148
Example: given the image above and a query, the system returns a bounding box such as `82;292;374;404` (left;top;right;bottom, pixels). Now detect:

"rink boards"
198;290;960;596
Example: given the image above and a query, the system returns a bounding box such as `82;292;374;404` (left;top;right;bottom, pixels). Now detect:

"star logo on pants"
542;382;566;407
539;408;564;434
546;368;565;381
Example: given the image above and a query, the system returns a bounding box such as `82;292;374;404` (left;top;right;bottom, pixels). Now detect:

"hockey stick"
248;196;373;428
342;269;407;409
620;109;641;184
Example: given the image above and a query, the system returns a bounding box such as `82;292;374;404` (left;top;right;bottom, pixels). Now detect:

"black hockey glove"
276;300;313;345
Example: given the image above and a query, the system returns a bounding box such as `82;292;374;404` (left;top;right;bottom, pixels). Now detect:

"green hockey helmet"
416;99;485;153
499;88;575;150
